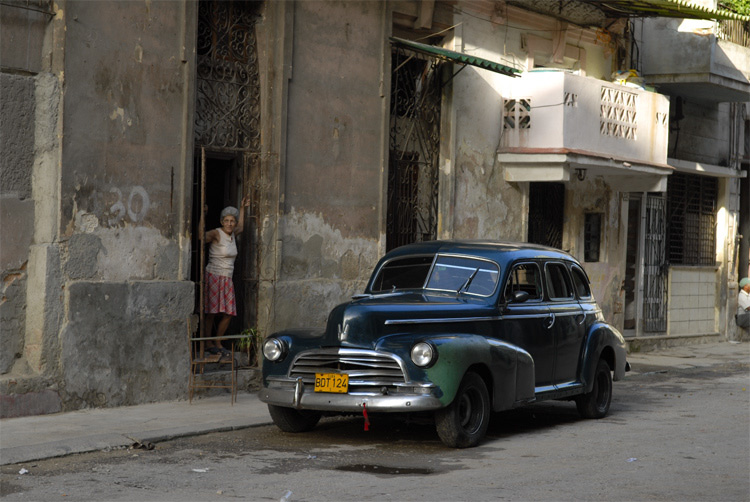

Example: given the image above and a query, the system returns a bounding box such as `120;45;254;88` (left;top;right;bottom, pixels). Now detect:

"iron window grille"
667;173;717;266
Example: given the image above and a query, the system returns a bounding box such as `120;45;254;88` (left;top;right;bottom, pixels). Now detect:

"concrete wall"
448;14;527;241
1;0;197;417
563;180;626;327
0;72;36;375
671;101;732;165
269;1;386;330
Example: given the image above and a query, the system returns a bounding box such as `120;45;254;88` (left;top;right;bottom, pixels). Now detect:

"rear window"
370;255;434;292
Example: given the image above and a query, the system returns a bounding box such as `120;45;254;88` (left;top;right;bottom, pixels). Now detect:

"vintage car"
259;240;629;447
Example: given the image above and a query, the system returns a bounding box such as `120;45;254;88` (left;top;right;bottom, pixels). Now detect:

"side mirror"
510;290;530;303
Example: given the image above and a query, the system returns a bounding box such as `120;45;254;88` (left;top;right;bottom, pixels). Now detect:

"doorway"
528;182;564;249
191;152;250;338
623;193;668;337
192;0;262;338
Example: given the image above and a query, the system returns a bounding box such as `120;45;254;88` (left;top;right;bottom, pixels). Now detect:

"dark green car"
259;240;629;448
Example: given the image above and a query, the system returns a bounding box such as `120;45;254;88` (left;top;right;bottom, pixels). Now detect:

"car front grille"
289;348;407;390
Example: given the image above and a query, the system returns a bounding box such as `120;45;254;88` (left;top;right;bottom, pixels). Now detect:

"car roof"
380;240;578;268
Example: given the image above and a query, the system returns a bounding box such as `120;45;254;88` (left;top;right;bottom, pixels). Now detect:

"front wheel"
576;359;612;419
435;372;490;448
268;405;322;432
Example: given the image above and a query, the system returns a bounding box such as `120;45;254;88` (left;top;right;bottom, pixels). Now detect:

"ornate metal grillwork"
195;0;261;151
387;47;442;251
528;182;564;249
643;194;667;332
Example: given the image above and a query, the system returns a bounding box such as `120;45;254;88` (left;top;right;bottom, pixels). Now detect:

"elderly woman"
204;196;250;357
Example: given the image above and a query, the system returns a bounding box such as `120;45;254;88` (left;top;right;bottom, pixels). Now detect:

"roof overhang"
586;0;750;21
390;37;522;77
669;157;747;178
498;149;674;192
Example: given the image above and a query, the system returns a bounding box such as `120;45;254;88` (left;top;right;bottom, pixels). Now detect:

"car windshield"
425;255;500;296
370;255;435;292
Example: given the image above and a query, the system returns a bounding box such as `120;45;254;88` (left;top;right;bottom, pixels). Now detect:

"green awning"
390;37;522;78
590;0;750;21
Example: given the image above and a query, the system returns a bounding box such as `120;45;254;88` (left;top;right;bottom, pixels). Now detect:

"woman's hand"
235;195;250;234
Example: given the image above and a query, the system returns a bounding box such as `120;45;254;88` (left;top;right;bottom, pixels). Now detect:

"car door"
544;261;585;386
498;261;554;391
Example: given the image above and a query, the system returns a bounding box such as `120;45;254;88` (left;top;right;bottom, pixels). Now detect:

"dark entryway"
192;0;262;336
528;182;565;249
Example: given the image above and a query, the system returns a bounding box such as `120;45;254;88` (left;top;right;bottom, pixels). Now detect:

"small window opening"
584;213;602;262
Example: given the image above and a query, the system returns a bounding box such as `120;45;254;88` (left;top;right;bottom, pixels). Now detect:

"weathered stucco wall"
563;179;627;328
450;15;526;241
670;100;731;165
274;1;385;329
1;0;198;417
52;0;196;409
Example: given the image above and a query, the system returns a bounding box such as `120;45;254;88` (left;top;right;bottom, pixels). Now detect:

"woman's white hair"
220;206;239;220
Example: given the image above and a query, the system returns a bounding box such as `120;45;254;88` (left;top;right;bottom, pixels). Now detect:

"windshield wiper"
457;267;480;295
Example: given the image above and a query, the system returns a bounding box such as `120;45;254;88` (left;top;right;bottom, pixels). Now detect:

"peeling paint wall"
449;14;527;240
563;179;627;327
271;1;385;331
1;0;197;417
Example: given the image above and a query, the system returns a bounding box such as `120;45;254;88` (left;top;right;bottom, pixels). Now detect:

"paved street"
1;342;748;501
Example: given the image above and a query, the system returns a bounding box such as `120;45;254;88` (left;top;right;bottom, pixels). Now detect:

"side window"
570;265;592;299
504;263;543;301
545;262;574;300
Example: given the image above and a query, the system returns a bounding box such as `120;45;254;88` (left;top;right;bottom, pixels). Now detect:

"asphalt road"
2;359;748;502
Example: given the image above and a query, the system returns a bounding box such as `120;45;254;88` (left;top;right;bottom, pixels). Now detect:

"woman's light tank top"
206;229;237;278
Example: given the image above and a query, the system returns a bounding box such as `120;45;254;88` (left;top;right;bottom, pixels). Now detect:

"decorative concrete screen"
501;70;669;166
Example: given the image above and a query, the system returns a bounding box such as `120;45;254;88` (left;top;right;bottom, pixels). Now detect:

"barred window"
667;173;717;265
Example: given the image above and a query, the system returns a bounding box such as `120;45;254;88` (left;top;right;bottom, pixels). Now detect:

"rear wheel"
268;405;322;432
435;372;490;448
576;359;612;419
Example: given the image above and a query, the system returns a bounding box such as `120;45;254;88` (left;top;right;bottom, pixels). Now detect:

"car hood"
323;292;497;348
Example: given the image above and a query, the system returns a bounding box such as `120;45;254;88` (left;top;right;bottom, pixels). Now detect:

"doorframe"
623;192;645;338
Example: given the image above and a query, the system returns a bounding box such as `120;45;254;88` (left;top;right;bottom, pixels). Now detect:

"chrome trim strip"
384;313;556;325
385;316;501;325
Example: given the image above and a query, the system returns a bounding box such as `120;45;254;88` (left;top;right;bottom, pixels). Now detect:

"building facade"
1;0;747;417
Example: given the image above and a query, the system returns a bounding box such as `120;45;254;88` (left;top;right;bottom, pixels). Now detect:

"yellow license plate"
314;373;349;393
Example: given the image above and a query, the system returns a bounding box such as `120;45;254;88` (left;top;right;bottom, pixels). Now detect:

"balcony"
498;70;672;192
641;17;750;103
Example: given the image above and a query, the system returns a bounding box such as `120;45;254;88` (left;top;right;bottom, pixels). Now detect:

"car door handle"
545;313;555;329
577;313;586;325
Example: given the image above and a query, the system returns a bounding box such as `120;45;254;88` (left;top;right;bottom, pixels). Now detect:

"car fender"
378;334;534;410
579;323;628;392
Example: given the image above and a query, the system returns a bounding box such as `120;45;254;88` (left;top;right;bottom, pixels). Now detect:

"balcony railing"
500;70;670;168
717;19;750;46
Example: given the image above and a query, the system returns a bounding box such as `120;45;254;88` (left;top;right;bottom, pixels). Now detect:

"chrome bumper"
259;378;444;413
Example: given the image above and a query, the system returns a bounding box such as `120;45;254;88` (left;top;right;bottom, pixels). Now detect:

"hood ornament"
338;322;349;342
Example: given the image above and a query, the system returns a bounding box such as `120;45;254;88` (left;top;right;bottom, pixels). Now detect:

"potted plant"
236;327;261;368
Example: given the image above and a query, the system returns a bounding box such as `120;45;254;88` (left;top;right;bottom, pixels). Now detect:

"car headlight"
263;338;286;362
411;342;436;367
